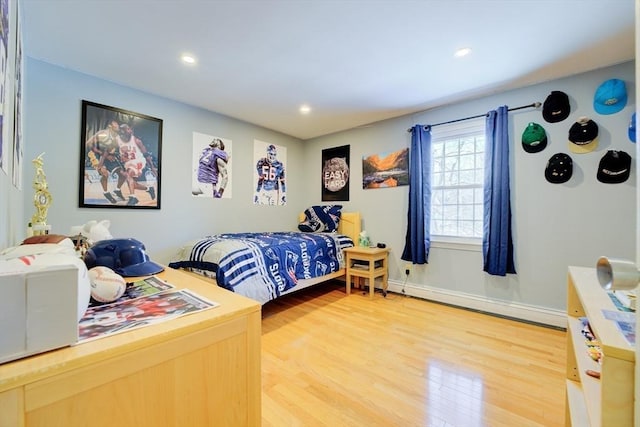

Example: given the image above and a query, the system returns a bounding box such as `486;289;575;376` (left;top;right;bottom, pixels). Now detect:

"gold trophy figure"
31;153;53;235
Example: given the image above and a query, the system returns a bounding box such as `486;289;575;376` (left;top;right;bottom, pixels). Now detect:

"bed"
168;211;361;304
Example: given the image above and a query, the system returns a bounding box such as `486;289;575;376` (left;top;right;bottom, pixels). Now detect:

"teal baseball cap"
594;79;627;115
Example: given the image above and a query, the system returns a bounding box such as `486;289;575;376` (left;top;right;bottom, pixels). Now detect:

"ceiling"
22;0;635;140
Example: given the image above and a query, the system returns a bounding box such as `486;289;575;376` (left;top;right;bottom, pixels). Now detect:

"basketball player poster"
321;145;350;201
79;101;162;209
253;140;287;206
191;132;232;199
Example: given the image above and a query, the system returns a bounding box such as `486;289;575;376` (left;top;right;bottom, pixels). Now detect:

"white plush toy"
70;220;113;246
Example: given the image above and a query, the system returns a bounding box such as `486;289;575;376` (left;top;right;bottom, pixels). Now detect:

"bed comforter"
168;231;353;304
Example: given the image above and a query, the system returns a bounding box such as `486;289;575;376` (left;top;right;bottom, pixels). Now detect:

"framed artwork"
0;0;9;175
12;0;22;189
79;100;162;209
362;148;409;189
321;145;350;201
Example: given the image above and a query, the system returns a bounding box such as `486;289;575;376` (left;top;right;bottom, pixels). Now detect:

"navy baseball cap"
84;238;164;277
545;153;573;184
542;91;570;123
597;150;632;184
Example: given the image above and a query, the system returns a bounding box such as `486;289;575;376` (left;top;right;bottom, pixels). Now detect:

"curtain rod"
406;102;541;132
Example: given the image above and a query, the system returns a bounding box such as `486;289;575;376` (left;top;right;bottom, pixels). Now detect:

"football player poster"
321;145;350;201
253;140;287;206
191;132;232;199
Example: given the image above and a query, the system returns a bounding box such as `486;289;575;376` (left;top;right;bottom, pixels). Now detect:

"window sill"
431;237;482;252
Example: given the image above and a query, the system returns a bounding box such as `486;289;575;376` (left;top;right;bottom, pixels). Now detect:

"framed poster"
79;100;162;209
321;145;350;201
362;148;409;189
0;0;9;175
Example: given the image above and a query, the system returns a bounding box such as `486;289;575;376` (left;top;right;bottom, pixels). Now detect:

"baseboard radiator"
385;279;566;329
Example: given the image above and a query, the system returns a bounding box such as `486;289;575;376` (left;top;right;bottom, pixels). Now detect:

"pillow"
298;205;342;232
298;219;325;233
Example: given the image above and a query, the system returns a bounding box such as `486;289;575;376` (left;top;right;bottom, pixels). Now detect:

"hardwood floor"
261;281;566;427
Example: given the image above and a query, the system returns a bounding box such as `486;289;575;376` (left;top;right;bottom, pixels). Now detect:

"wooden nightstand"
343;246;390;299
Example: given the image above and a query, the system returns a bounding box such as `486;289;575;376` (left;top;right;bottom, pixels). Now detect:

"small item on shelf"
358;231;370;247
579;317;603;363
614;289;637;311
586;369;601;379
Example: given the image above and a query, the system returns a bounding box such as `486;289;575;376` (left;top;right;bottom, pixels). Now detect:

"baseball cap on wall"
594;78;627;115
597;150;632;184
568;116;599;154
629;112;636;143
545;153;573;184
542;91;570;123
521;122;547;153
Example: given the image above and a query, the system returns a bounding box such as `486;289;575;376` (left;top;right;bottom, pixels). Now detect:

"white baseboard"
386;279;566;329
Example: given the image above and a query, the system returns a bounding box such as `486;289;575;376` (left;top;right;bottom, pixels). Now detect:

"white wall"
305;61;636;314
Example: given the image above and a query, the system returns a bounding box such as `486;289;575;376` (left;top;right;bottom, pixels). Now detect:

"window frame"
429;118;485;248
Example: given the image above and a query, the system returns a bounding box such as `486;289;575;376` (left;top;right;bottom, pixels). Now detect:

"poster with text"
362;148;409;189
253;140;286;206
322;145;350;201
192;132;232;198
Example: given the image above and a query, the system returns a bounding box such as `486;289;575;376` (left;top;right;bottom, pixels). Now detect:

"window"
430;118;485;242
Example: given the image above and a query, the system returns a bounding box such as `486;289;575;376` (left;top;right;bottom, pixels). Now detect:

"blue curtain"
401;125;431;264
483;106;516;276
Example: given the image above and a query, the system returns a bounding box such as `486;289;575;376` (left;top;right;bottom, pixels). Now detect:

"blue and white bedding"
169;231;353;304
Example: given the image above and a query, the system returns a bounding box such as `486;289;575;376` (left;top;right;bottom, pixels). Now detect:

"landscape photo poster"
362;147;409;189
253;139;287;206
191;132;232;199
321;145;350;201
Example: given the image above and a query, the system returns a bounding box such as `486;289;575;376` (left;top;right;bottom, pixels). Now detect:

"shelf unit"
566;266;635;426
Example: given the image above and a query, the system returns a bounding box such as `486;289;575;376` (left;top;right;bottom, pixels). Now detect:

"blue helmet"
84;238;164;277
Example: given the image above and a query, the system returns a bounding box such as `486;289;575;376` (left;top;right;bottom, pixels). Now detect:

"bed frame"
280;211;361;296
177;212;361;300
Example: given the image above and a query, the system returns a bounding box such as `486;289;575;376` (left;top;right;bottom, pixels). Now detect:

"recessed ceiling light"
299;105;311;114
454;47;472;58
181;54;196;64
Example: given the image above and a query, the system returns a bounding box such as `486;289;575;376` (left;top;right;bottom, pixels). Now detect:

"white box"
0;265;79;364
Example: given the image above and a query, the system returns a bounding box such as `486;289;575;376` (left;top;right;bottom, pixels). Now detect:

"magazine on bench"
78;278;218;343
